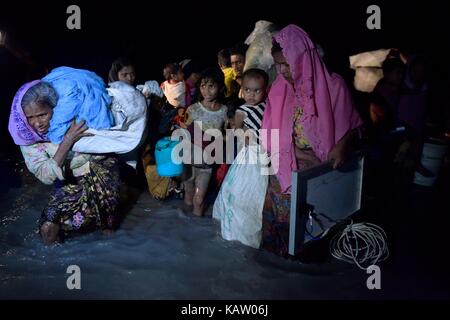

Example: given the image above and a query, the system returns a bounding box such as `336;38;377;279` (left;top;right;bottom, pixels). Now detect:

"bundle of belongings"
136;81;179;200
136;80;164;100
42;66;147;155
349;48;403;93
244;20;278;85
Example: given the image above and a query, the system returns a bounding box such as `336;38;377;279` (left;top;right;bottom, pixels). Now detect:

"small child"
212;68;270;249
234;68;268;140
183;67;228;217
160;63;187;108
172;107;187;129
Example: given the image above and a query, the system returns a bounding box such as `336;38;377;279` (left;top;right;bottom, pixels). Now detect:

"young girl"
160;63;187;108
183;67;228;217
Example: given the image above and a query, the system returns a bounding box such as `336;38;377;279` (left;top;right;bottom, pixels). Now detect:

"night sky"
1;0;449;148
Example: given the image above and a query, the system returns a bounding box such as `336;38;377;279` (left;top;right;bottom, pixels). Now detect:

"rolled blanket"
42;66;114;143
72;81;147;154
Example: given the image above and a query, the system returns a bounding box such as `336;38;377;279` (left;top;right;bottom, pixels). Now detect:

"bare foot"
192;207;204;217
40;222;60;245
184;190;194;206
102;229;114;236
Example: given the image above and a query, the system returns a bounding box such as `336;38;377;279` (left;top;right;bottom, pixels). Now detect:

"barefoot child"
183;67;228;216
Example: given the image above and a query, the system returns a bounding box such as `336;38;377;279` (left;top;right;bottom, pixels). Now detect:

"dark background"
1;0;449;149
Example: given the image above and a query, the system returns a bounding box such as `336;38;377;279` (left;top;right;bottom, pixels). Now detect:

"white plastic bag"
72;81;147;154
213;145;269;249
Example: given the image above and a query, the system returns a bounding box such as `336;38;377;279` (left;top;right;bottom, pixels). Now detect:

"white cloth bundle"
349;49;392;93
244;20;274;45
72;81;147;154
161;81;186;108
244;20;277;84
136;80;164;98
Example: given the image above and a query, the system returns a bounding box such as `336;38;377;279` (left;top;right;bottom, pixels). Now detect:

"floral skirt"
39;157;120;233
262;154;319;257
262;174;292;257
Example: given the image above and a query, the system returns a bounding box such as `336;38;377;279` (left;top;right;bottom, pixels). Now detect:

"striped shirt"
236;102;266;136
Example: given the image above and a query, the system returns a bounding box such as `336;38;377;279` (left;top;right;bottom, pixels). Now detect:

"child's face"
242;76;267;105
200;79;219;102
178;108;185;117
171;70;184;82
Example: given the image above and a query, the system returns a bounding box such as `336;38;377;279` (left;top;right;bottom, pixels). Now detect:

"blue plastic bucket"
155;137;183;177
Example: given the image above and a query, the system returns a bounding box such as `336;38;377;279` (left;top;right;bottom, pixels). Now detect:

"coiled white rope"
329;221;389;270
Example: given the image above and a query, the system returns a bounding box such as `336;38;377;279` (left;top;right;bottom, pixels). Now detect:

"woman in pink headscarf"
261;24;363;257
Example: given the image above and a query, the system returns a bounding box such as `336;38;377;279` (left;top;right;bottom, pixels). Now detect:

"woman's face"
118;65;136;86
23;102;53;135
273;50;294;85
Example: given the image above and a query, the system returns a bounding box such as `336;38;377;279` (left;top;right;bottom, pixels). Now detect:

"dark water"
1;159;449;299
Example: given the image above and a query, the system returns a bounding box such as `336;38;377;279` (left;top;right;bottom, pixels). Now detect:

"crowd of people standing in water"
7;21;449;258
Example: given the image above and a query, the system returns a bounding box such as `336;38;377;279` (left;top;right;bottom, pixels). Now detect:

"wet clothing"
21;142;120;232
39;157;120;233
261;25;362;257
183;166;213;194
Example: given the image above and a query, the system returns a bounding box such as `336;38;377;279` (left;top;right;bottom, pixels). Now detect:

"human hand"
328;141;348;169
393;141;413;166
295;147;321;168
143;91;151;98
62;119;93;146
328;129;359;169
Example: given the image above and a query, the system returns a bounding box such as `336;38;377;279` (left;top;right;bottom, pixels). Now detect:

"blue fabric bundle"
42;66;114;143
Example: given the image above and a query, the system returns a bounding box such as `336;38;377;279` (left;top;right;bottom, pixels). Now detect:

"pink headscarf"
262;24;362;194
8;80;50;146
